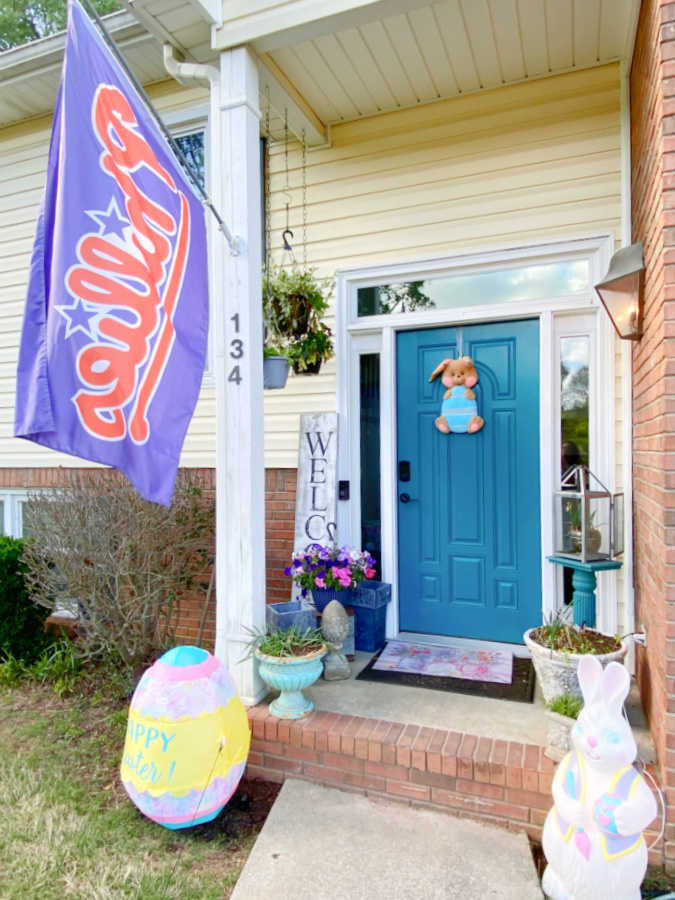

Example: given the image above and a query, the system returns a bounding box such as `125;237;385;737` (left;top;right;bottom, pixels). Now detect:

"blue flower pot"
310;587;354;612
255;645;327;719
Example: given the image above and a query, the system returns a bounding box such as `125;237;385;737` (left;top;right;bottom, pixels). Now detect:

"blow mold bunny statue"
542;656;657;900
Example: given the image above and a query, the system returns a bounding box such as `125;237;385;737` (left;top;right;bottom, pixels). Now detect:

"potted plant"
566;498;602;555
524;613;628;704
245;623;327;719
262;260;334;376
544;692;583;762
284;543;377;612
263;344;290;390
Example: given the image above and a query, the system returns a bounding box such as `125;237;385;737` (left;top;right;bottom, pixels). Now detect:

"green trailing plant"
263;344;288;360
262;260;334;369
0;536;53;665
284;328;334;371
546;692;583;720
243;623;325;660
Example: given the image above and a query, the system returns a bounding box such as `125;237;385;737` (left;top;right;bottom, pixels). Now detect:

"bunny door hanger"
429;356;485;435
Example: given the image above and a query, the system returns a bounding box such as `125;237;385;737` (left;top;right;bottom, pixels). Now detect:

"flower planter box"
266;600;317;632
350;582;392;653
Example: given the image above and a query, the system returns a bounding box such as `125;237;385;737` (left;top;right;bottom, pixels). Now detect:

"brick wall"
245;705;664;862
264;468;296;604
2;465;297;649
632;0;675;870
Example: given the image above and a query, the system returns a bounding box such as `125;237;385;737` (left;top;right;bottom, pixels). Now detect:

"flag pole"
77;0;239;254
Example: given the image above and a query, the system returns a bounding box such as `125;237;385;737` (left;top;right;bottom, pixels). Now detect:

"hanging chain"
264;87;272;269
302;129;307;267
283;109;291;239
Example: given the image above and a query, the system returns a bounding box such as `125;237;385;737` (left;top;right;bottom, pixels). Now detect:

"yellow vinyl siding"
264;64;622;466
0;65;621;471
0;82;212;469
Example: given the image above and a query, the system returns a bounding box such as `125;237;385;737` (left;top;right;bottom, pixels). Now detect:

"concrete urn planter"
544;710;577;762
523;628;629;704
255;645;327;719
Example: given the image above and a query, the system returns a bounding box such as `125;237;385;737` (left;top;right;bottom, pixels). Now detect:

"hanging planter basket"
263;356;290;389
293;359;322;376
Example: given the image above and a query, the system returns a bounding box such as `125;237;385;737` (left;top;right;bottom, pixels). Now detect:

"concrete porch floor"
303;651;657;764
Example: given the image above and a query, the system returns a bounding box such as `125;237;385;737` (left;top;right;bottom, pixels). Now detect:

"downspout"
620;58;636;665
162;45;227;660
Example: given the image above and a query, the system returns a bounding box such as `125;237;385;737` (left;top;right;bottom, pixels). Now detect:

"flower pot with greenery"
566;499;602;556
262;260;334;376
524;614;628;704
263;345;290;390
545;692;583;762
284;544;377;612
246;623;327;719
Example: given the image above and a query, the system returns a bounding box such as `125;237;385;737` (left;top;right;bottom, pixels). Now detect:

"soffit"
0;11;174;129
256;0;640;139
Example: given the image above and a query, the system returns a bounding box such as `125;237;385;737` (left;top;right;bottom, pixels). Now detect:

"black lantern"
594;243;645;340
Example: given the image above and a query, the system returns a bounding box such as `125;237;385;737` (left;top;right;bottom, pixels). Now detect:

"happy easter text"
123;718;177;785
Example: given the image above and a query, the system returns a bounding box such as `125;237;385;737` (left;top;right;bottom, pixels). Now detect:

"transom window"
357;259;590;317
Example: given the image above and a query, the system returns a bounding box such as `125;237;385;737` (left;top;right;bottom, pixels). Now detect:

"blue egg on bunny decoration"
542;655;657;900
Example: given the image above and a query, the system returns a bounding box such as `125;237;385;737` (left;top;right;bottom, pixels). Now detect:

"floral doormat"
356;644;535;704
371;641;513;683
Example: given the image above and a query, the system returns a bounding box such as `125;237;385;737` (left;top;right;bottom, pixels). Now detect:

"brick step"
245;704;665;865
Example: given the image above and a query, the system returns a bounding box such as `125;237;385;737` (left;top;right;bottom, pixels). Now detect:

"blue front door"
396;320;541;644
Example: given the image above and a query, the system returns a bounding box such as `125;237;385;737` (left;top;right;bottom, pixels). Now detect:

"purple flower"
284;567;293;577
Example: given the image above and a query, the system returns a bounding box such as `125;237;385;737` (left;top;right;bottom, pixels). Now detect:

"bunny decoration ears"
429;355;475;382
578;656;630;714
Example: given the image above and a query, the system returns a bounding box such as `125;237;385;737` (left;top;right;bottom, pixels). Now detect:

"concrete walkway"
230;779;544;900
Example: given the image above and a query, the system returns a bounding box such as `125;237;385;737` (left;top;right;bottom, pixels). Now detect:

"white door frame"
336;233;619;647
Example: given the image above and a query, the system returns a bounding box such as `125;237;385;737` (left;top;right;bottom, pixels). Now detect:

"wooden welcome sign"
294;413;338;553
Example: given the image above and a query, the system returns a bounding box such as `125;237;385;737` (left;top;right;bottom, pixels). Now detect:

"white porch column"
213;46;266;704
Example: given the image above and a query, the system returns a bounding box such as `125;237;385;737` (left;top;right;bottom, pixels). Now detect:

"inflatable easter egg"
120;646;250;830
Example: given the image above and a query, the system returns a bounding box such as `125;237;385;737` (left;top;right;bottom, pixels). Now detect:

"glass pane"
360;354;381;578
560;335;590;604
560;336;590;476
174;131;205;192
357;259;590;317
0;500;4;535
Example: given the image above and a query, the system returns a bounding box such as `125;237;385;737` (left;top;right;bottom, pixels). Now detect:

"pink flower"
314;577;325;588
365;568;376;579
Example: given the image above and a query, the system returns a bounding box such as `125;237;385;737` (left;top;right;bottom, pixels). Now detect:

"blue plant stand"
546;556;623;628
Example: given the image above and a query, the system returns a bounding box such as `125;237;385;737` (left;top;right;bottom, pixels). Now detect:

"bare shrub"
22;471;215;666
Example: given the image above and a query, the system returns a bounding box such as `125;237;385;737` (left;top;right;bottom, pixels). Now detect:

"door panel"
396;320;541;643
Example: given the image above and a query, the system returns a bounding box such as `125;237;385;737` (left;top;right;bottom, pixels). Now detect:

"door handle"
400;493;416;503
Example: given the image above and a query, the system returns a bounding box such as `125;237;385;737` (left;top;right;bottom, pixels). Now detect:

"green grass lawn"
0;665;277;900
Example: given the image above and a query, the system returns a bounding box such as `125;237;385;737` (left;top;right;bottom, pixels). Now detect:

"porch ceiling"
0;0;641;143
253;0;641;144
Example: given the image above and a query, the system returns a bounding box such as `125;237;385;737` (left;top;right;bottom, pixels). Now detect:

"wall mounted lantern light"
594;243;645;340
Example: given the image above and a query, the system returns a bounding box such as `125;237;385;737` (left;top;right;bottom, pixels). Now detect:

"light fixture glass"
594;243;645;340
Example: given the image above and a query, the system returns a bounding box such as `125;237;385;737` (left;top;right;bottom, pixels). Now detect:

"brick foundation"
244;705;665;862
632;0;675;871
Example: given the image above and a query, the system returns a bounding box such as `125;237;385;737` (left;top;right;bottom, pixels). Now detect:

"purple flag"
15;0;209;506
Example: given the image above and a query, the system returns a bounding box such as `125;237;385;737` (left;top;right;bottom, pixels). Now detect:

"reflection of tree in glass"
561;361;589;468
175;132;205;191
378;282;435;314
562;365;589;410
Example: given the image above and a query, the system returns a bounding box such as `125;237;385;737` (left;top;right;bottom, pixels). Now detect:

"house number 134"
228;313;244;385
